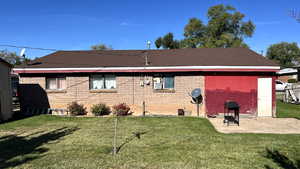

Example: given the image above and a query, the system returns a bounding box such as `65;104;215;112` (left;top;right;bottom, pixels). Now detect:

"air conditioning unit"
154;82;162;89
153;77;162;89
153;77;161;83
154;83;162;90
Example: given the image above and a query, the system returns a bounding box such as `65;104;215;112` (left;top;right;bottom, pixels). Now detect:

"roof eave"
13;66;280;74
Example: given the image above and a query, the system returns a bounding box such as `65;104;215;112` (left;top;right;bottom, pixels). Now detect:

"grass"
277;100;300;119
0;115;299;169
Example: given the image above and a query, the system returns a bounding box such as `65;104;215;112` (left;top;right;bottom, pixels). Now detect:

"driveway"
209;117;300;134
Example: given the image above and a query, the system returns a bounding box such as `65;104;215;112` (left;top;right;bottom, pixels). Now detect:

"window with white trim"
46;77;66;90
153;75;174;90
90;75;116;90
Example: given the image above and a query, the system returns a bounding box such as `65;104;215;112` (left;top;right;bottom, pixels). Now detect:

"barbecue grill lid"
224;101;239;109
191;88;201;99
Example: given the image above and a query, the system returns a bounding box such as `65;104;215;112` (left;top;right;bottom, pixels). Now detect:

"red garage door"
205;75;258;115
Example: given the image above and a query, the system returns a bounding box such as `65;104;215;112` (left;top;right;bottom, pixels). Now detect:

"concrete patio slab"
209;117;300;134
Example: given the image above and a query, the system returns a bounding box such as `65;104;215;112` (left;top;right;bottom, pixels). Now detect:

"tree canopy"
155;33;179;49
91;43;112;50
155;4;255;49
266;42;300;67
0;50;29;65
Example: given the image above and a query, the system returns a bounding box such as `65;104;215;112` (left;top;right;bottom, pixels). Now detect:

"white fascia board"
277;70;298;75
13;66;281;71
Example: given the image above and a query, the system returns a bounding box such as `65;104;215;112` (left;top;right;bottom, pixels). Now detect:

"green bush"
91;103;111;116
287;79;297;83
112;103;131;116
67;102;87;116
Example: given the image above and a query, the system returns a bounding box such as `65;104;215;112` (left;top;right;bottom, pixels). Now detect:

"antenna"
145;53;149;66
144;41;151;66
142;40;152;116
146;40;151;50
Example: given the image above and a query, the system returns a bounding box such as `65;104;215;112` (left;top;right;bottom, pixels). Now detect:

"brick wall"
278;75;297;83
19;73;205;116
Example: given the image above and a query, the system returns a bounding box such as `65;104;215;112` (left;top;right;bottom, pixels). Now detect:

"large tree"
266;42;300;67
155;4;255;49
182;18;206;48
0;50;24;65
202;5;255;48
155;33;180;49
91;43;112;50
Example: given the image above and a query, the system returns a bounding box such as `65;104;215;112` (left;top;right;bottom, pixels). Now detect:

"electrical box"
144;79;151;85
140;80;144;86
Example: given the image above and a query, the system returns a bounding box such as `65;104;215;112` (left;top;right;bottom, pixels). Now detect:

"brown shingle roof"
16;48;278;68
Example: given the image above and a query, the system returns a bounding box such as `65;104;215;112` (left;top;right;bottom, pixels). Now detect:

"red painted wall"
205;74;276;115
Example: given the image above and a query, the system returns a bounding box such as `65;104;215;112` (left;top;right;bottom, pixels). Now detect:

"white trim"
13;66;280;71
276;68;297;75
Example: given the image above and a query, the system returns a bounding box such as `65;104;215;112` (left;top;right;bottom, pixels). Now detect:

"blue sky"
0;0;299;59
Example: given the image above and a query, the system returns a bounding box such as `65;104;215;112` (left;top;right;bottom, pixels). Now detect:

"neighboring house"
0;58;13;121
13;48;279;117
277;68;298;83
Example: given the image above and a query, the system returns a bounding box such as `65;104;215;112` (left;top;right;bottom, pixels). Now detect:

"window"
46;77;66;90
153;75;174;90
90;75;116;90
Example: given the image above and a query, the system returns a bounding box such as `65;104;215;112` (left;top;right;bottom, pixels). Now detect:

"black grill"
224;101;240;126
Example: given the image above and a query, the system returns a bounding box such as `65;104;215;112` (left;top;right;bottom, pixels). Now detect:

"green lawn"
277;100;300;119
0;115;299;169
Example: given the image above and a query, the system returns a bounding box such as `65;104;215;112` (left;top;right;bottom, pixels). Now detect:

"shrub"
91;103;111;116
112;103;131;116
287;79;297;83
67;101;87;116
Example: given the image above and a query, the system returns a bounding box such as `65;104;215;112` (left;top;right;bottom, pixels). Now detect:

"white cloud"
119;21;143;27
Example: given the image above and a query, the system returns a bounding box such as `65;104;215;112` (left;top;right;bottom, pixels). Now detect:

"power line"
0;44;60;51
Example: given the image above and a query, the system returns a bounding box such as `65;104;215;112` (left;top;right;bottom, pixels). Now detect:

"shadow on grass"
264;148;300;169
0;127;79;169
115;131;148;154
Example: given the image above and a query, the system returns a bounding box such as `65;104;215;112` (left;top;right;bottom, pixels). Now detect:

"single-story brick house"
0;58;13;121
277;68;298;83
13;48;279;117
